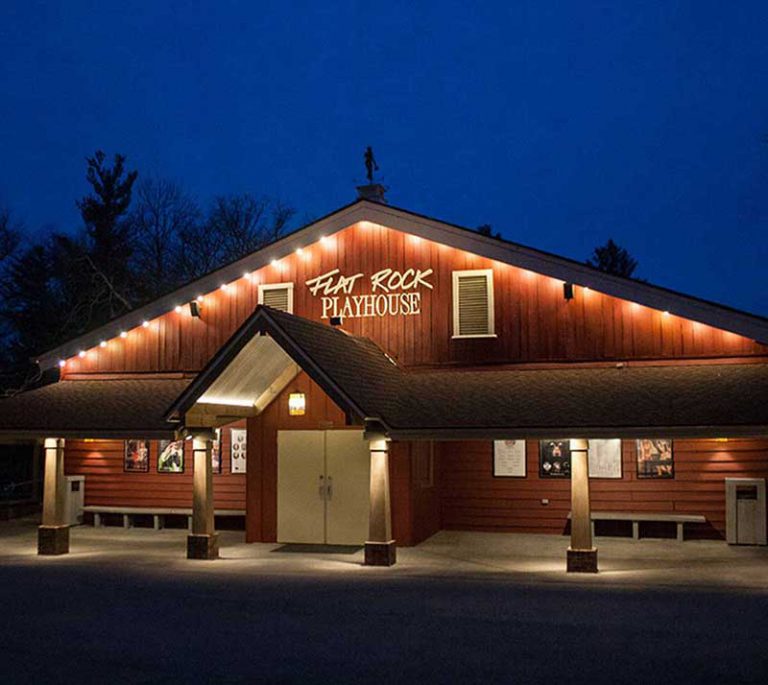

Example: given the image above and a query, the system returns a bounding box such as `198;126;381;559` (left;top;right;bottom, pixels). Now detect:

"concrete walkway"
2;519;768;683
2;517;767;591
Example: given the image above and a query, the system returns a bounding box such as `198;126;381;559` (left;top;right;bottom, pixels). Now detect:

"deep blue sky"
2;2;766;315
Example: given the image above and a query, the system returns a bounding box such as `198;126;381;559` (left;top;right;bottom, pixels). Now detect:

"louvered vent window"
452;270;494;337
259;283;294;313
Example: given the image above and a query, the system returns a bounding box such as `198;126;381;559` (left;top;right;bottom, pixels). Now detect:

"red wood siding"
390;441;441;546
64;423;246;511
62;222;767;376
438;439;768;538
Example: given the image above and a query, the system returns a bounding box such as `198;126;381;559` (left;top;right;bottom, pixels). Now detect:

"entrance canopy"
168;307;768;439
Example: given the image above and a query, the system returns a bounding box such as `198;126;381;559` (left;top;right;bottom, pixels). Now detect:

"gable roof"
169;307;768;439
36;199;768;369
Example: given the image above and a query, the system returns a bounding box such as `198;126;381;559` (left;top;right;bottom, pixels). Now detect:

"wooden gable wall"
61;221;767;376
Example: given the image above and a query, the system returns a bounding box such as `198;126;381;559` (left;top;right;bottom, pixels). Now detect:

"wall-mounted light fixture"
330;316;343;327
563;283;574;301
189;301;202;318
288;392;306;416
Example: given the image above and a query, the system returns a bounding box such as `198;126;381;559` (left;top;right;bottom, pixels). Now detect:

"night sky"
2;2;766;315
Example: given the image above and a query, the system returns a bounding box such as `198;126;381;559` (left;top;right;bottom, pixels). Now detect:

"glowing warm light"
271;259;279;267
220;283;229;292
78;350;86;358
120;331;127;338
142;320;150;328
410;235;422;245
58;360;66;368
99;340;107;348
174;306;183;314
663;310;670;317
288;392;306;416
583;286;590;292
242;271;251;280
296;248;303;256
630;302;640;311
196;295;204;303
320;235;328;244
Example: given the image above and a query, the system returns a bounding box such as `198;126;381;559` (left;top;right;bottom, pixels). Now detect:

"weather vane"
364;146;379;183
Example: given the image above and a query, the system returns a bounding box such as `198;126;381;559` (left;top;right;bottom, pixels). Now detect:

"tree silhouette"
586;239;639;278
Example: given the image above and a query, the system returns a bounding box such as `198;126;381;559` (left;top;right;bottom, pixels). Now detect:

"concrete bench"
568;511;706;541
83;506;246;531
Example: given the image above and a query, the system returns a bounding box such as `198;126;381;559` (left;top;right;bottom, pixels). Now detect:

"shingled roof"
169;307;768;439
0;378;191;438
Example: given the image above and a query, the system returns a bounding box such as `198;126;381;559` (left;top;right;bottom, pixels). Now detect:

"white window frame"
452;269;496;339
258;282;294;313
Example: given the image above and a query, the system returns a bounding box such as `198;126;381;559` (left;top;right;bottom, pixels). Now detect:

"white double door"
277;430;370;545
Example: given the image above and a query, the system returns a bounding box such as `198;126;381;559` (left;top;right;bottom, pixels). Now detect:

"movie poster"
588;439;623;479
493;440;526;477
158;439;184;473
231;428;247;474
124;440;150;472
636;439;674;479
539;439;571;478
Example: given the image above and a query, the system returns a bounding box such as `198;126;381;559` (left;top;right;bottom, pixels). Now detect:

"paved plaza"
2;519;767;683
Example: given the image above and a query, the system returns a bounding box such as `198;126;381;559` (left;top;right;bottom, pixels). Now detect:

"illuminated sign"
305;268;434;319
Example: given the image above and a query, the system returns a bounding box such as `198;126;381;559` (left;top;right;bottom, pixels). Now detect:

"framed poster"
231;428;247;474
588;439;623;479
158;439;185;473
493;440;526;477
636;439;674;479
539;439;571;478
212;429;222;474
124;440;149;472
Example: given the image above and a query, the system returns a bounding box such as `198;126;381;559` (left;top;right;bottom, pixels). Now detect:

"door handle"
318;474;325;499
326;476;333;500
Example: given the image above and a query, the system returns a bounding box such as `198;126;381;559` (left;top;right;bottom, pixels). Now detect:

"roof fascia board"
366;203;768;343
0;429;177;439
37;202;371;369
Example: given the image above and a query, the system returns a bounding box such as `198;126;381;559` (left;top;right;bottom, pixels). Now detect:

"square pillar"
567;438;597;572
38;437;69;555
364;434;396;566
187;431;219;560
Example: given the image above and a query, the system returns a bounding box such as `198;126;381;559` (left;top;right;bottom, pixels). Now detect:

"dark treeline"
0;151;294;392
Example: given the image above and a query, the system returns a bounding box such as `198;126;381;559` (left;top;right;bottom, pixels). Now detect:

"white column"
38;437;69;555
187;431;219;559
364;434;396;566
567;438;597;572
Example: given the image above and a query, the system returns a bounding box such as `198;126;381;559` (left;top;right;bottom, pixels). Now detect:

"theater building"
1;186;767;572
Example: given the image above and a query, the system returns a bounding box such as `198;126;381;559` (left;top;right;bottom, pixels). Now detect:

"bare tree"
128;177;200;299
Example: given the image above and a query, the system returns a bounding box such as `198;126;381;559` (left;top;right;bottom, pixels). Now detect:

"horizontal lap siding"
438;439;768;538
65;423;247;510
62;223;768;376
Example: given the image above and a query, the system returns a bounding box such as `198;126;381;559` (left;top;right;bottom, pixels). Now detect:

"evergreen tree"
75;151;138;318
586;239;639;278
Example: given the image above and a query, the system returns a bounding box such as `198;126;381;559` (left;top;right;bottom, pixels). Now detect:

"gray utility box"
725;478;766;545
64;475;85;525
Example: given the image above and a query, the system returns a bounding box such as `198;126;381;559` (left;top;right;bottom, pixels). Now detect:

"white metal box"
725;477;766;545
64;475;85;525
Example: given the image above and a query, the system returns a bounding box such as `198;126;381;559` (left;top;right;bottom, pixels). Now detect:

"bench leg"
677;523;684;542
123;514;131;529
93;513;101;527
153;515;160;531
632;521;640;540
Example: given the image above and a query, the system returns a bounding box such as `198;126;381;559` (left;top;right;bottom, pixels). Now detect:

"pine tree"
586;239;639;278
